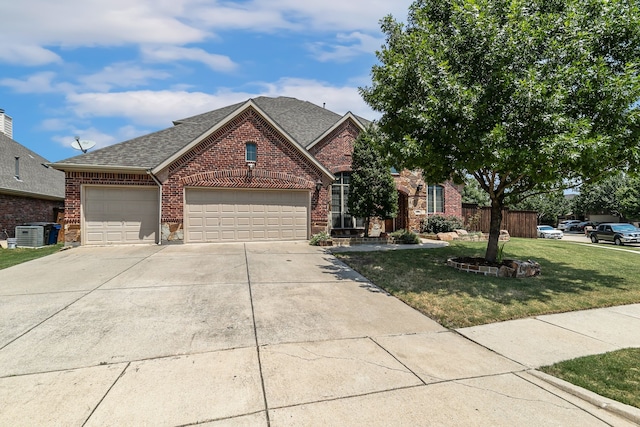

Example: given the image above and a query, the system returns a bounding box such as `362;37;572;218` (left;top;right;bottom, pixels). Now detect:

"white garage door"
83;186;159;245
185;189;309;243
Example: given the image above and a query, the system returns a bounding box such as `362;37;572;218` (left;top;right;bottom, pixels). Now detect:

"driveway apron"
0;242;635;426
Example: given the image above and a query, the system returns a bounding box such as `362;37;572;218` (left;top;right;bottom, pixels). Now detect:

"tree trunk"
485;198;504;262
364;217;370;237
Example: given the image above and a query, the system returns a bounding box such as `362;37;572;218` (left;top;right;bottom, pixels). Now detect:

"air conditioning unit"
15;226;45;247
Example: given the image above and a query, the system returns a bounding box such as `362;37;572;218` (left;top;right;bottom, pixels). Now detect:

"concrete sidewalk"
0;241;639;426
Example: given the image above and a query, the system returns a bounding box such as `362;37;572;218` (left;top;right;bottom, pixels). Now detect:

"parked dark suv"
589;223;640;246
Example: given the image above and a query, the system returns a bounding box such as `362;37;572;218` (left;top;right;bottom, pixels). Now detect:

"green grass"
335;238;640;328
541;349;640;409
0;244;64;270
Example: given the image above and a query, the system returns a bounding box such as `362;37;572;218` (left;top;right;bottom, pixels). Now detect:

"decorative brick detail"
0;193;63;238
182;169;314;189
160;109;328;230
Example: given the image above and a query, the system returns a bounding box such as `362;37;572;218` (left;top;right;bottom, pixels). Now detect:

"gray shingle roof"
53;97;369;170
0;133;65;199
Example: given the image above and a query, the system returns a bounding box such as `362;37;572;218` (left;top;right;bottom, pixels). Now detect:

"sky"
0;0;413;162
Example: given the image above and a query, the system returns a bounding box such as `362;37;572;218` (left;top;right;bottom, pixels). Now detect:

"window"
331;172;365;229
246;142;257;162
426;185;444;214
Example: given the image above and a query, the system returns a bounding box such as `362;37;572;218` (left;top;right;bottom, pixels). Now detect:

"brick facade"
60;108;463;244
0;193;63;238
309;120;360;174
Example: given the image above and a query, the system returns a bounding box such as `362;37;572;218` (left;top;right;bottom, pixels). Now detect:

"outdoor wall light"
315;180;323;192
247;161;255;170
417;183;424;192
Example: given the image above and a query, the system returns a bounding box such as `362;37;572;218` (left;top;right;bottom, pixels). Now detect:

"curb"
527;370;640;425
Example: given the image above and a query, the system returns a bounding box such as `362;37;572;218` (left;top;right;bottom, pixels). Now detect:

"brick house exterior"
52;97;461;246
0;133;64;239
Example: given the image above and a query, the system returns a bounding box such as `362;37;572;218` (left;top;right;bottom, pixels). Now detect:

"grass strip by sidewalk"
335;238;640;328
540;348;640;409
0;244;63;270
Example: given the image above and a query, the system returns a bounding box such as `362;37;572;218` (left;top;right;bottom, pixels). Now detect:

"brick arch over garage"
181;169;316;190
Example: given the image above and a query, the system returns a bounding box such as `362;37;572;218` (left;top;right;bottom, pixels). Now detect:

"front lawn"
335;238;640;328
0;244;63;270
541;348;640;409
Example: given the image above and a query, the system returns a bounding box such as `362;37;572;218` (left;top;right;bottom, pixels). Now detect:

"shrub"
421;215;465;234
390;229;420;244
309;231;331;246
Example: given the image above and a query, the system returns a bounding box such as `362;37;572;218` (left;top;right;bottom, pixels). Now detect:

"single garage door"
83;186;159;245
185;189;309;243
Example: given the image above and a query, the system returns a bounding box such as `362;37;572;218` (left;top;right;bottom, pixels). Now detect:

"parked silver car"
589;223;640;245
557;220;581;231
537;225;563;239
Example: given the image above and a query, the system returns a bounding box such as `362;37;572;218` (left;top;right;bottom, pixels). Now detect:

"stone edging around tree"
447;257;541;278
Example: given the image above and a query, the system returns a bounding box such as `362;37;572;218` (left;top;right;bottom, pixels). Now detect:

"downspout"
147;169;162;245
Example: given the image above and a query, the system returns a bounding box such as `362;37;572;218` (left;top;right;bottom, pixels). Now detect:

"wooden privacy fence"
461;204;538;238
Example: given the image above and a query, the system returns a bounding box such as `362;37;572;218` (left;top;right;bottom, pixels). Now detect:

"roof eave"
49;163;150;174
0;187;64;201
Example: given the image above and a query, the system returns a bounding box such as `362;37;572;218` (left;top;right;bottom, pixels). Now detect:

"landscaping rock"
437;232;459;241
506;260;541;277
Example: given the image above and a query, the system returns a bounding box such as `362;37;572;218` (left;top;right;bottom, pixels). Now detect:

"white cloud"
1;1;412;66
64;79;377;130
0;44;62;66
78;63;172;92
309;32;383;62
66;90;238;126
0;1;206;53
0;72;74;94
190;0;412;33
141;46;237;72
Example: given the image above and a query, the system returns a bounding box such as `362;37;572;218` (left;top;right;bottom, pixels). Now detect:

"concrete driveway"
0;242;634;426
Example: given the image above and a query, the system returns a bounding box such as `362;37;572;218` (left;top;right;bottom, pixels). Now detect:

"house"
51;97;461;246
0;132;65;238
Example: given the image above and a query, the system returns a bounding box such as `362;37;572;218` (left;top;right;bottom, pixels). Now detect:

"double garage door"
83;187;159;245
185;189;309;243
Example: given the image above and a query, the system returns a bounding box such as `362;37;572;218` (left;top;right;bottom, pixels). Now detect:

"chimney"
0;109;13;139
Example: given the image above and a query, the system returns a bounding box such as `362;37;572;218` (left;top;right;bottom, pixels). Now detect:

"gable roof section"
0;133;64;199
152;99;334;179
50;97;367;178
306;112;369;150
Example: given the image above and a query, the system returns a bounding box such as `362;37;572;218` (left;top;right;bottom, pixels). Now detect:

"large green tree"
618;176;640;220
512;191;571;224
361;0;640;262
348;128;398;237
573;173;627;218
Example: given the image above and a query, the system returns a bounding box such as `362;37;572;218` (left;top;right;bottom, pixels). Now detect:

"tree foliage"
573;173;640;220
618;176;640;220
461;177;490;206
361;0;640;261
573;173;627;218
512;191;571;224
348;127;398;237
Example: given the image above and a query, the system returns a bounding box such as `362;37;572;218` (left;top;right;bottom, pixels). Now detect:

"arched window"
427;185;444;214
245;142;257;162
331;172;365;229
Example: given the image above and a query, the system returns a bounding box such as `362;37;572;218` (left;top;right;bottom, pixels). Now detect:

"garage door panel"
186;189;308;243
84;187;158;245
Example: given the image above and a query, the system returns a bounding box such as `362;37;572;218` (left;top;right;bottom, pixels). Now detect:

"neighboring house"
51;97;461;246
0;133;65;238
